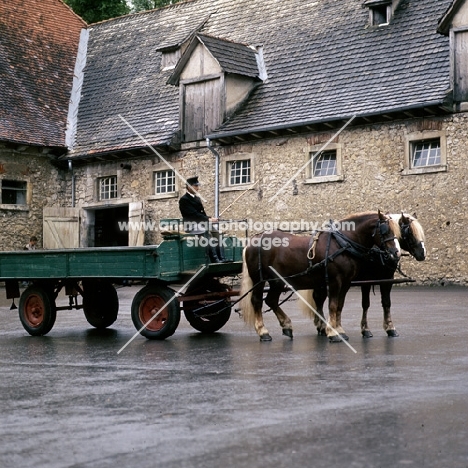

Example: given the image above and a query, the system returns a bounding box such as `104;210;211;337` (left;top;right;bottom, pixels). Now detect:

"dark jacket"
179;192;209;223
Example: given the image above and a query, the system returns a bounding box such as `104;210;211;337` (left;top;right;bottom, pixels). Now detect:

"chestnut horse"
240;211;401;341
359;213;426;337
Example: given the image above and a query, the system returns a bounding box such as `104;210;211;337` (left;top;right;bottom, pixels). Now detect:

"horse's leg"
251;282;272;341
265;285;293;339
381;283;399;337
313;288;327;336
327;283;350;342
361;285;373;338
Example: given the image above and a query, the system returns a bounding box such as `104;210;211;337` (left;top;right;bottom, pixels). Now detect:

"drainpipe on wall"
68;160;75;208
206;138;220;218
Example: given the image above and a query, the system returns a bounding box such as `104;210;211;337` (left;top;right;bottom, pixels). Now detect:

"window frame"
154;169;177;198
228;159;251;186
365;0;392;27
305;143;344;184
402;131;447;176
220;153;256;192
98;175;118;201
370;5;390;26
0;178;30;211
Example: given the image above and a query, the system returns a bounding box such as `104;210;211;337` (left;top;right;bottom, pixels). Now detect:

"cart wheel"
183;280;231;333
131;284;180;340
19;285;57;336
82;280;119;329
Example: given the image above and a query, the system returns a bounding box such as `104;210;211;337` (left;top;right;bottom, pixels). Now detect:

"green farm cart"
0;224;244;340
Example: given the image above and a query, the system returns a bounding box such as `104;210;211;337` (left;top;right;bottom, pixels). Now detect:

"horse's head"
373;211;401;267
397;213;426;261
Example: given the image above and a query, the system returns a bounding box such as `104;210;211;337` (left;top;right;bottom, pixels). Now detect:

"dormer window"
168;34;264;143
160;48;181;71
365;0;392;26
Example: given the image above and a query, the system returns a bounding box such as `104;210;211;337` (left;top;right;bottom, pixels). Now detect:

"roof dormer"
156;14;211;71
364;0;402;27
438;0;468;107
167;34;265;142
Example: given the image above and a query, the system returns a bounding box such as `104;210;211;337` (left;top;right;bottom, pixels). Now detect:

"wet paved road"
1;284;467;468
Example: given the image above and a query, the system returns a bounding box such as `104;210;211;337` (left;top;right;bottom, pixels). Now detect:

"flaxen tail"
297;290;317;319
240;247;257;327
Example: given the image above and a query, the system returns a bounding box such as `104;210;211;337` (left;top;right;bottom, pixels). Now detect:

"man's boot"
216;244;228;262
207;246;221;263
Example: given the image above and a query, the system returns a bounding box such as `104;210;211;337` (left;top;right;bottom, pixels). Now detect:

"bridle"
370;217;400;268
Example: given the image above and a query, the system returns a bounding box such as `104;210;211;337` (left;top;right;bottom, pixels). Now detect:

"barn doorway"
94;206;128;247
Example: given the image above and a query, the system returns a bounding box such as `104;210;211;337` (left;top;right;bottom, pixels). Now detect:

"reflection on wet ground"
0;285;467;467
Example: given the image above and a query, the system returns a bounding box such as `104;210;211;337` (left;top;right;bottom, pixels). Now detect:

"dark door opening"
94;206;128;247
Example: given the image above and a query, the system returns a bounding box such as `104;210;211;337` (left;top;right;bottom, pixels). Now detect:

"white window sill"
304;175;344;184
147;192;178;201
401;165;447;176
220;184;256;193
0;204;29;211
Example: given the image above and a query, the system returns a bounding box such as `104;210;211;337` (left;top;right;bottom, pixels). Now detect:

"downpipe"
206;138;220;218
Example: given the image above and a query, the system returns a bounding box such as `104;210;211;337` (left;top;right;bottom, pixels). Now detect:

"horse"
359;213;426;338
240;211;401;342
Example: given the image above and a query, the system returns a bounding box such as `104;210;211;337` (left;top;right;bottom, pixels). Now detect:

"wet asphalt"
0;284;467;468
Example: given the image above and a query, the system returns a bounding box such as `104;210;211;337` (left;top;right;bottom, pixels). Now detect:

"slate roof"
69;0;453;158
197;34;260;79
0;0;85;147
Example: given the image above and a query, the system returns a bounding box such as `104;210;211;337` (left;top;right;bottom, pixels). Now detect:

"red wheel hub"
139;295;168;331
24;294;45;327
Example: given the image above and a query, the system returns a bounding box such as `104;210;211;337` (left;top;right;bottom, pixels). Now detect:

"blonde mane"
389;213;425;242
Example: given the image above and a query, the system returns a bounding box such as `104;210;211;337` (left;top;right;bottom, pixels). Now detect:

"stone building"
0;0;85;250
1;0;468;284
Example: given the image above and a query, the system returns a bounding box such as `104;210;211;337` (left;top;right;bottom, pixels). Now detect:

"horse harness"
305;217;399;277
254;218;398;290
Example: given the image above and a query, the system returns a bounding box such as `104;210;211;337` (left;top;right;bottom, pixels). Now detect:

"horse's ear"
378;210;385;220
401;212;410;224
412;212;418;219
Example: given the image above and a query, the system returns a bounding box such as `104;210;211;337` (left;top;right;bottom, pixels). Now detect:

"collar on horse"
306;217;398;275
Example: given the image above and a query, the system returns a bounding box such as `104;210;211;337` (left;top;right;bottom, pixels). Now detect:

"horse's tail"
297;290;317;320
240;247;257;326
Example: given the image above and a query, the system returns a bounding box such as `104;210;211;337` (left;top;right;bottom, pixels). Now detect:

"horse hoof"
317;329;327;336
282;329;293;339
260;333;272;342
362;331;373;338
387;330;399;337
340;333;349;341
328;335;343;343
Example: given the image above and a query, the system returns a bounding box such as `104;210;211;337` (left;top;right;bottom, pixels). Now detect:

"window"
365;0;391;26
161;49;181;71
155;170;176;194
1;180;27;205
313;151;337;177
221;153;255;192
411;140;441;168
99;176;118;200
229;160;251;185
403;131;447;175
305;143;343;184
371;5;390;26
